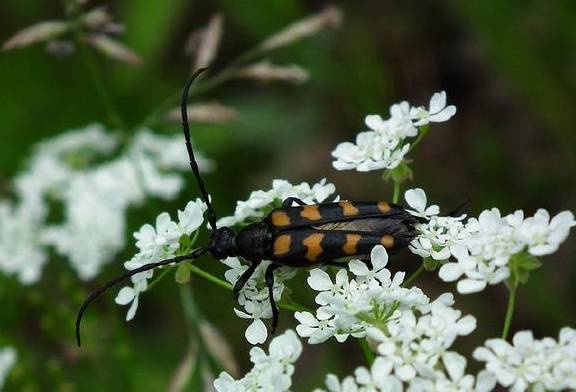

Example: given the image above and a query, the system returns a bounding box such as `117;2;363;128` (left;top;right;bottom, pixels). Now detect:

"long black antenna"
75;246;209;347
181;68;218;230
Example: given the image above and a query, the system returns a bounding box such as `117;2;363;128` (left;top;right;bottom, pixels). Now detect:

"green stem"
358;339;375;366
409;125;429;152
402;264;425;288
77;43;125;129
188;265;308;313
189;265;233;290
146;265;176;291
392;181;401;204
277;301;312;313
501;283;518;340
179;284;200;336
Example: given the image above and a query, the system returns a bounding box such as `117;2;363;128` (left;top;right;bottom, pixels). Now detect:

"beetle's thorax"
209;222;272;261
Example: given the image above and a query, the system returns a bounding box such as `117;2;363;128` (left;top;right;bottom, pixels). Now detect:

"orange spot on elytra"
343;234;361;255
339;201;359;216
300;205;322;221
271;211;291;226
381;235;394;248
273;234;292;256
377;202;391;214
303;233;324;261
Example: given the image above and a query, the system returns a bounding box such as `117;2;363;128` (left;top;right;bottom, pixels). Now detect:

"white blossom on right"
404;188;576;294
473;327;576;391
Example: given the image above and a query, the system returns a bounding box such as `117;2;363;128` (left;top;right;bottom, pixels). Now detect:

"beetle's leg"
282;197;307;208
233;260;260;300
265;263;280;334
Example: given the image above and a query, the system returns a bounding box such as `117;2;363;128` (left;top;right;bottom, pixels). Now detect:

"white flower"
294;310;337;344
296;246;430;345
407;353;496;392
0;124;212;283
214;330;302;392
404;188;440;218
235;303;271;345
316;357;402;392
0;200;47;284
349;245;391;285
405;188;471;262
331;131;409;172
406;188;575;294
115;199;206;321
0;347;17;390
517;209;576;256
223;258;297;345
474;327;576;392
410;91;457;126
320;374;359;392
177;199;208;234
332;92;456;173
367;300;476;382
217;178;336;227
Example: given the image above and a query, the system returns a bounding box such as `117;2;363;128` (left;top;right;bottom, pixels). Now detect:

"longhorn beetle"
75;68;423;346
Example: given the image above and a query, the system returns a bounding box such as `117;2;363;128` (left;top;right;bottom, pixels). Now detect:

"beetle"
75;68;422;346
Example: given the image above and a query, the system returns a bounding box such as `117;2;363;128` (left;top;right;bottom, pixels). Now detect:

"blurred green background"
1;0;575;390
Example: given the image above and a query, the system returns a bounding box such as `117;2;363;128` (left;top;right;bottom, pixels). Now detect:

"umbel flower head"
404;188;576;294
474;328;576;391
0;124;211;284
331;92;456;172
115;199;207;321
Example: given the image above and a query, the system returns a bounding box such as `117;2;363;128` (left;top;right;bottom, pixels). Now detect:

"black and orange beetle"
75;68;422;346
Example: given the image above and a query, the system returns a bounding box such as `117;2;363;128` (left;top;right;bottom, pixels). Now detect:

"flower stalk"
501;280;518;340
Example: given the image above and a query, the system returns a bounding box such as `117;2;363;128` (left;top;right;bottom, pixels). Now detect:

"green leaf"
175;264;191;284
509;251;542;285
383;160;413;184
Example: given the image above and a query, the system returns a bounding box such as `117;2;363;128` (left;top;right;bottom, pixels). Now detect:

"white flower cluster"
405;188;576;294
0;347;16;391
0;124;210;283
366;299;477;382
115;199;206;320
331;92;456;172
217;178;336;227
474;328;576;391
317;354;495;392
217;179;336;344
295;246;430;344
214;329;302;392
302;246;495;392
